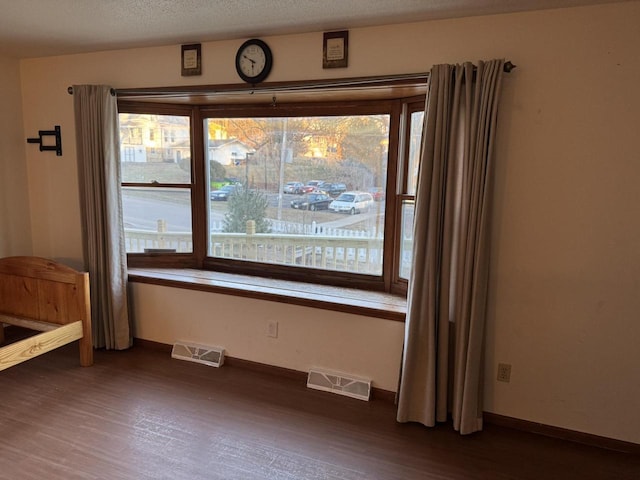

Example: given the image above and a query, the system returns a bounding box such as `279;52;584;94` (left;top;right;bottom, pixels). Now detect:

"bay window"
119;80;425;294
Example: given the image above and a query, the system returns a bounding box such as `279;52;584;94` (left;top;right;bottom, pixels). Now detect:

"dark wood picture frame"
181;43;202;76
323;31;348;69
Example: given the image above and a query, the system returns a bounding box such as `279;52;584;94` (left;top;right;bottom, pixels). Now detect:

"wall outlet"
497;363;512;383
267;320;278;338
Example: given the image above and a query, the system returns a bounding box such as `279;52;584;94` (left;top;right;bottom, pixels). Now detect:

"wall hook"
27;125;62;156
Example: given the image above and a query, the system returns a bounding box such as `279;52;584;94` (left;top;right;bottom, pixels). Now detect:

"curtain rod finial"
67;86;74;95
503;61;516;73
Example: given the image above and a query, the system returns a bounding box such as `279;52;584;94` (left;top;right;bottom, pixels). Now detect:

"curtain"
73;85;132;350
396;60;504;435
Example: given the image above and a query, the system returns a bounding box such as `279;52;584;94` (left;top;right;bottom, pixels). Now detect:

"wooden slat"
0;313;59;332
0;321;83;371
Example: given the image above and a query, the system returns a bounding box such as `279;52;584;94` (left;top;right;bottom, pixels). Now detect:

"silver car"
329;191;374;214
284;181;304;194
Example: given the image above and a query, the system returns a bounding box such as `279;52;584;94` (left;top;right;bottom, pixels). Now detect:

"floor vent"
307;368;371;401
171;341;225;368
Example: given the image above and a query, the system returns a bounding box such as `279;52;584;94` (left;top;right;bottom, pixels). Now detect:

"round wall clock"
235;39;273;84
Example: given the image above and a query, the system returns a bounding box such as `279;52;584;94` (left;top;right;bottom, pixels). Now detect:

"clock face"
235;39;272;84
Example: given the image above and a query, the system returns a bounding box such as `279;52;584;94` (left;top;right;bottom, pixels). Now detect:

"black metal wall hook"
27;125;62;156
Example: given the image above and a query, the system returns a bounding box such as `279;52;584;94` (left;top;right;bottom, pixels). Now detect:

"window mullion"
382;100;402;292
191;106;207;266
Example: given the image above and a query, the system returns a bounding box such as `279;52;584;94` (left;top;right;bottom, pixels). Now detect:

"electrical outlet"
497;363;512;383
267;320;278;338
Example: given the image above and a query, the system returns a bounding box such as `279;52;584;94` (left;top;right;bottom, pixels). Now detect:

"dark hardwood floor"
1;334;638;479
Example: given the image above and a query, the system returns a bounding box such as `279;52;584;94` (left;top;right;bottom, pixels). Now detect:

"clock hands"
243;55;256;73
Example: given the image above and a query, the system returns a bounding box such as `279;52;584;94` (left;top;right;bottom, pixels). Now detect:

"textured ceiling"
0;0;628;58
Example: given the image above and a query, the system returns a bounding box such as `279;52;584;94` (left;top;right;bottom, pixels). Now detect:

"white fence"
125;228;384;274
125;219;413;275
209;219;375;238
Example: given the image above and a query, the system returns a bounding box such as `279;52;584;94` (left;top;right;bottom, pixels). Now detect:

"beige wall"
17;2;640;443
0;55;31;256
131;283;404;390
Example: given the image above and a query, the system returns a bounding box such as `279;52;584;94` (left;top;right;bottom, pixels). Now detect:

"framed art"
181;43;202;76
323;31;348;69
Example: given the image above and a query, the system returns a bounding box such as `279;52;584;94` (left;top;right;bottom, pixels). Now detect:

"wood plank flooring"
1;335;638;479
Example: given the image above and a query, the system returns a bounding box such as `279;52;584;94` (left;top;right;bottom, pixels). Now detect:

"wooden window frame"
391;99;425;295
118;92;424;295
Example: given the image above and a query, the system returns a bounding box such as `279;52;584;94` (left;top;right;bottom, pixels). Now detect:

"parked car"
210;184;241;201
290;192;332;211
284;181;304;194
300;180;324;193
368;187;385;202
319;182;347;197
329;191;374;214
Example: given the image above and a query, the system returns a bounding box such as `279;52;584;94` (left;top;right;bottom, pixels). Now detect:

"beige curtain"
73;85;131;350
396;60;504;434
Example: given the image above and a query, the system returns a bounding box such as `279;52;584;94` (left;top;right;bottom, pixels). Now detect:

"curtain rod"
66;61;514;98
67;87;116;96
113;72;431;98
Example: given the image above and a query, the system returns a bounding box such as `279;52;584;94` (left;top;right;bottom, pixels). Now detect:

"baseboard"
483;412;640;455
133;337;395;402
134;337;172;353
133;338;636;453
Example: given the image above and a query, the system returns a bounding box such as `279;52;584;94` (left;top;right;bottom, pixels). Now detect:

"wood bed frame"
0;256;93;371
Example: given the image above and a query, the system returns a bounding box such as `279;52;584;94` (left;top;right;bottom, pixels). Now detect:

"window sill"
128;268;406;322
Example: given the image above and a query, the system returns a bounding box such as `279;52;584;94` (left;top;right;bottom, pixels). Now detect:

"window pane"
399;200;415;280
406;110;424;195
119;113;191;184
205;115;389;276
122;187;192;253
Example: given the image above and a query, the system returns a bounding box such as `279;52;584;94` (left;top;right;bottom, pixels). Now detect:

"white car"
329;191;374;215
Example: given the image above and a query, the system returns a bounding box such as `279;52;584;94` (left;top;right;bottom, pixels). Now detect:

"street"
122;190;384;233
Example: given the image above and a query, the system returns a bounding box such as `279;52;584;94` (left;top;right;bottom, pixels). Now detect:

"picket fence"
124;219;412;275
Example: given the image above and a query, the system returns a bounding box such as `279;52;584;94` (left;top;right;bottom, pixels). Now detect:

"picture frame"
181;43;202;76
323;31;348;69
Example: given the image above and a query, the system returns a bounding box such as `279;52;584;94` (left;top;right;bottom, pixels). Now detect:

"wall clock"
235;39;273;84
